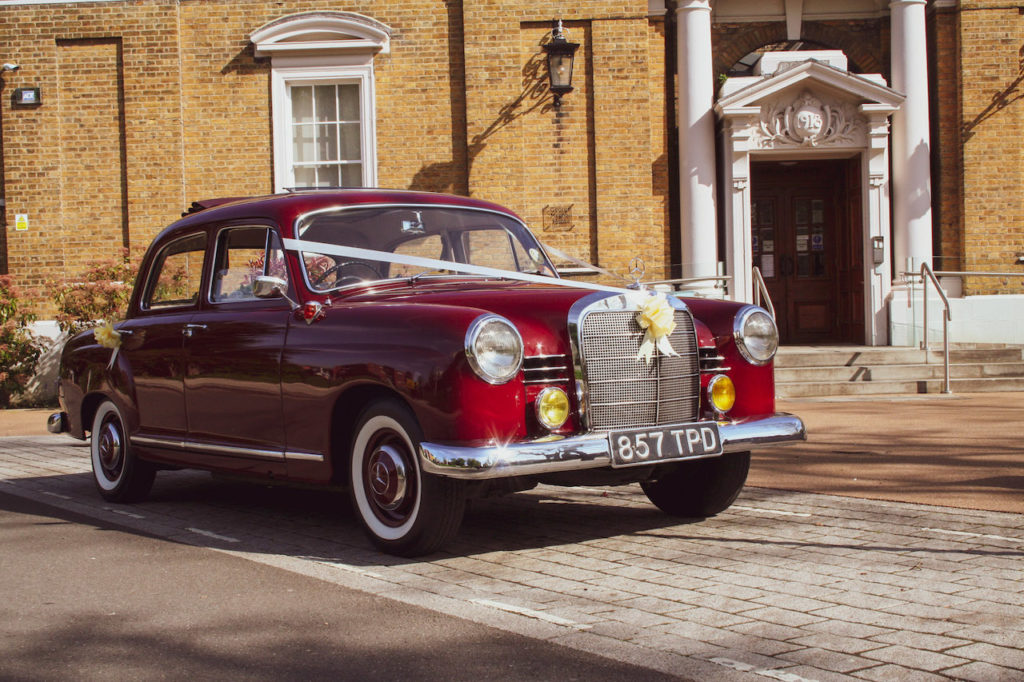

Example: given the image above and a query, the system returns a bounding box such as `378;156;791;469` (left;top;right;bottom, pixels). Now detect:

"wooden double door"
751;159;864;345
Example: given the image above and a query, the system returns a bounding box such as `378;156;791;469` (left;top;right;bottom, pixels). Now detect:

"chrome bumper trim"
47;412;68;434
419;413;806;480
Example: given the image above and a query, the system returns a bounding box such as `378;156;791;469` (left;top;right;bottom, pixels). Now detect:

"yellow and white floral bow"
94;321;122;370
635;292;679;365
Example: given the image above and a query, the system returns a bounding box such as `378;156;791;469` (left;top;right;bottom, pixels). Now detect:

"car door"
120;231;206;441
182;224;292;475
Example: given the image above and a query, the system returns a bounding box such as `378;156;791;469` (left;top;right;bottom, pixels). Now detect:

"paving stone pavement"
2;435;1022;682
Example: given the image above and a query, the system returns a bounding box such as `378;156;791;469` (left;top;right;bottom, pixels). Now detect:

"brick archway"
711;19;886;79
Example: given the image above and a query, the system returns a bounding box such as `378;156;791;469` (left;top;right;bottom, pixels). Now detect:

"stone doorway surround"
715;52;904;346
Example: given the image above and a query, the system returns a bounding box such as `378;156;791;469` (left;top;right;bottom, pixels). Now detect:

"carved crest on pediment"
755;91;866;149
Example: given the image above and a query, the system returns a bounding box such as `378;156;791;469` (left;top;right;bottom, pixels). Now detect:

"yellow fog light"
708;374;736;414
536;387;570;430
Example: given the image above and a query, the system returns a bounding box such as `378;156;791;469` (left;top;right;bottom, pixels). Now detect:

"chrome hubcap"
98;419;124;479
367;444;407;511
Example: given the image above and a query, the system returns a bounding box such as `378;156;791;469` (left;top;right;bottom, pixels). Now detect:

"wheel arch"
328;383;416;485
80;392;113;436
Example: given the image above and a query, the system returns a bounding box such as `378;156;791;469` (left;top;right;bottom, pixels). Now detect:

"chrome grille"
699;347;727;373
523;354;571;385
580;308;700;430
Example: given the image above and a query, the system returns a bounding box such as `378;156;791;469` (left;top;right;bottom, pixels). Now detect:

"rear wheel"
90;400;155;502
641;451;750;517
349;399;465;556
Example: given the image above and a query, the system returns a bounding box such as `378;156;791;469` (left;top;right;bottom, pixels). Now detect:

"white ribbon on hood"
281;238;632;295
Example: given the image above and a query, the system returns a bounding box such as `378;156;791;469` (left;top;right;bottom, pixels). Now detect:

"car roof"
162;189;523;241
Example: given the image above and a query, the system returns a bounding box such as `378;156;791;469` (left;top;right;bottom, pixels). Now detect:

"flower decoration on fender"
93;321;122;370
635;292;680;365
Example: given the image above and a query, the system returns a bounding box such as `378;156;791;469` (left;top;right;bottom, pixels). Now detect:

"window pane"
463;230;517;270
146;234;206;309
317;123;339;162
339;84;360;120
340;164;362;187
340;122;361;161
317;164;341;187
212;227;270;303
293;124;315;163
294;166;316;187
315;84;337;122
292;86;313;124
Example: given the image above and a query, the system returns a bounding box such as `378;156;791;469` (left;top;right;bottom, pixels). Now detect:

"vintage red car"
49;189;804;556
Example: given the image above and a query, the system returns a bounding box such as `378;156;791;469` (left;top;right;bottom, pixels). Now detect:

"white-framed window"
251;12;391;192
271;63;376;190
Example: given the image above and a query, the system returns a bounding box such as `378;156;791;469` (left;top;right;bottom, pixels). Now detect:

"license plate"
607;423;723;468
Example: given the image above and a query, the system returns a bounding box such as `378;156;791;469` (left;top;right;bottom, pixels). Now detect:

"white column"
676;0;719;293
890;0;933;277
862;105;899;345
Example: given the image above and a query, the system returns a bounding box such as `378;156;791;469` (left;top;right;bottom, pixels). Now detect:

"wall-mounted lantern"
543;20;579;108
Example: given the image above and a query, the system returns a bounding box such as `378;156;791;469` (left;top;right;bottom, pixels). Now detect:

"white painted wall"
889;291;1024;347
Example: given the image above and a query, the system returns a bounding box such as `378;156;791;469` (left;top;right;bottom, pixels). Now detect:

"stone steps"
774;344;1024;398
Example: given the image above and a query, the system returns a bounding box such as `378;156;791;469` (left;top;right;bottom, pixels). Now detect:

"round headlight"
734;306;778;365
707;374;736;414
536;387;570;430
465;315;523;384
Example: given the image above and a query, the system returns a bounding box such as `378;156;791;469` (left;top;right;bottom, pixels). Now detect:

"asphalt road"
0;492;679;682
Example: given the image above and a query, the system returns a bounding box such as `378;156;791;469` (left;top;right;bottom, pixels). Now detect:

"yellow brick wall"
57;39;127;274
0;2;185;316
958;2;1024;294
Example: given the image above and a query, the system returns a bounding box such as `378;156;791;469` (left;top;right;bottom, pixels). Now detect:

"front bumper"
419;413;805;480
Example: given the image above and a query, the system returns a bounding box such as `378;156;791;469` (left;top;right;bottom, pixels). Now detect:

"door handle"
183;323;208;338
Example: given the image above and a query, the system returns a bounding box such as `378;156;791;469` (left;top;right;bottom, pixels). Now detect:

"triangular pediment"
716;59;904;115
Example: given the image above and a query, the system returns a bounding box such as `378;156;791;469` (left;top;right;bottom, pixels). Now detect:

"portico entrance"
751;159;864;344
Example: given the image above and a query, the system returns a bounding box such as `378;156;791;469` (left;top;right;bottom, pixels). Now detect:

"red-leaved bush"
0;275;43;408
50;249;139;334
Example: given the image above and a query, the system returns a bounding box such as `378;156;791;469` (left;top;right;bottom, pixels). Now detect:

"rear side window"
210;227;288;303
143;233;207;310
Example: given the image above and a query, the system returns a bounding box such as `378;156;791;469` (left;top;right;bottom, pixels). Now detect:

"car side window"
389;234;445;278
210;227;289;303
143;233;207;310
462;228;525;272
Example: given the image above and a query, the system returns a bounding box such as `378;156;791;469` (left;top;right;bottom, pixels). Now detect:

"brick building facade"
1;0;1022;344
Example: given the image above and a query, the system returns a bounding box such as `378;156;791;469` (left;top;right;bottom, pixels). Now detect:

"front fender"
280;302;528;460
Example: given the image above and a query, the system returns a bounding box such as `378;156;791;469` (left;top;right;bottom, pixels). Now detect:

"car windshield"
295;205;558;292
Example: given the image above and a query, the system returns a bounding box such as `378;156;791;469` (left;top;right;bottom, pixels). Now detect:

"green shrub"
0;275;44;408
51;249;139;334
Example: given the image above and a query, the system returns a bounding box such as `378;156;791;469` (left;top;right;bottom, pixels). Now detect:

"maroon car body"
51;189;804;556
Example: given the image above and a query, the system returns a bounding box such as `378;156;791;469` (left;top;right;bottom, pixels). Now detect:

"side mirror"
253;276;300;310
253;275;287;299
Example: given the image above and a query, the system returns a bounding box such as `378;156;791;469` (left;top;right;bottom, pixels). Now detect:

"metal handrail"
933;270;1024;278
920;263;952;394
751;266;775;319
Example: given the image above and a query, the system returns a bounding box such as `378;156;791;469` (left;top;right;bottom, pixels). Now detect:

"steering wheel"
312;260;382;288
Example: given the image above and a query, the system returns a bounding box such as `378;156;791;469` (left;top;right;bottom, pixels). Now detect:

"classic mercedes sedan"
49;189;804;556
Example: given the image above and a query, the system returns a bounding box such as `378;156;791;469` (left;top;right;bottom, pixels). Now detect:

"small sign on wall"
14;214;28;231
12;88;41;107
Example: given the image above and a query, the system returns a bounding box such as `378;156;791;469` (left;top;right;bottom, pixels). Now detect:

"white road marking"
732;505;812;518
470;598;591;630
711;657;819;682
316;560;384;580
921;527;1021;544
42;491;71;500
186;527;240;543
103;507;146;519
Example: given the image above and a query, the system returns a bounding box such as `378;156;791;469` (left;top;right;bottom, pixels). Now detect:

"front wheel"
90;400;155;502
641;451;750;517
349;399;465;556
